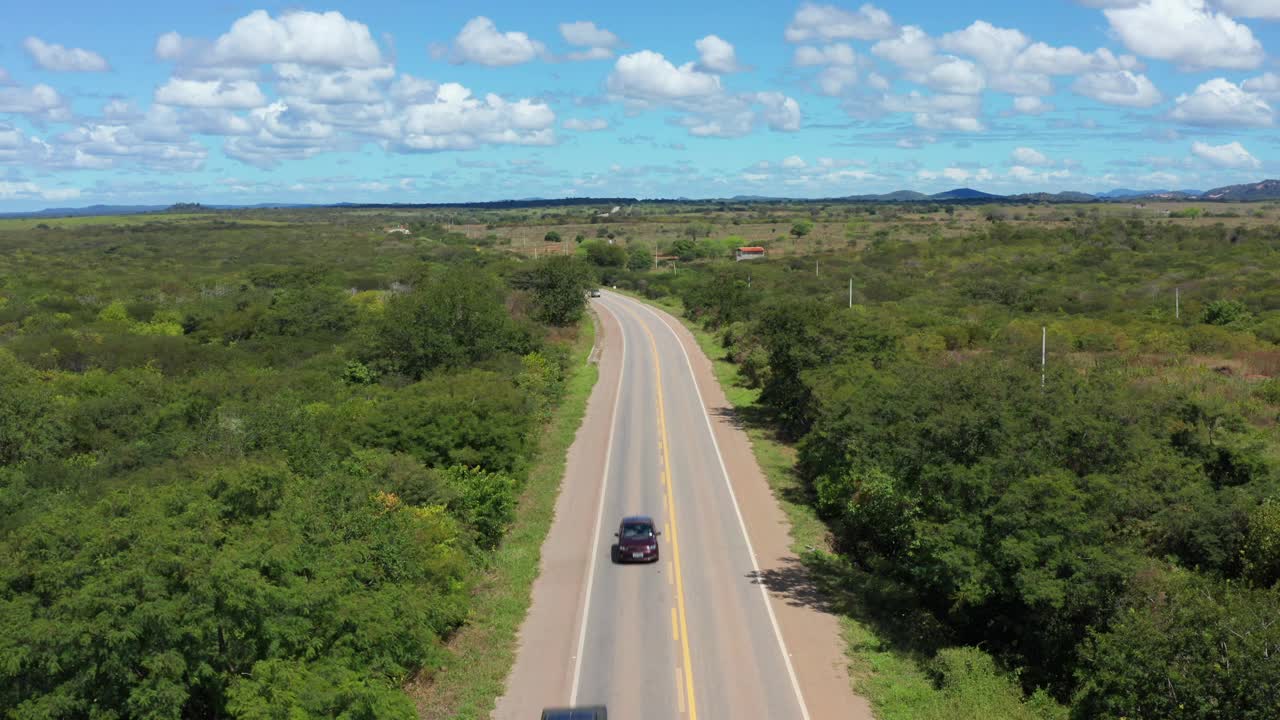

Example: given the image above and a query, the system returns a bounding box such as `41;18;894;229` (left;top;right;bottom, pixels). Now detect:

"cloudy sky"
2;0;1279;210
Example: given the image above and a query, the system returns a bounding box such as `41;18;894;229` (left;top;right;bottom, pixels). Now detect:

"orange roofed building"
735;246;766;261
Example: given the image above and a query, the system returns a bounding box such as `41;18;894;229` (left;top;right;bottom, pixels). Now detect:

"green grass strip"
411;313;600;719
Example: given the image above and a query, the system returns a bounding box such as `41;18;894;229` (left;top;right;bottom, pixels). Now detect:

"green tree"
524;255;594;326
1199;299;1252;326
790;220;814;238
626;243;653;271
583;240;626;267
368;269;522;378
543;230;562;243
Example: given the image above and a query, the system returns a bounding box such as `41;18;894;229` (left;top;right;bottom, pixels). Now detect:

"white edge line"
622;293;812;720
569;299;626;705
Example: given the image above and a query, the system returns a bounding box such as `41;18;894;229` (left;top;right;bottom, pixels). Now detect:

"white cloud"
1191;140;1261;169
696;35;743;73
940;21;1028;71
1171;78;1273;126
0;181;80;201
607;50;721;103
785;3;895;43
200;10;383;68
816;67;860;95
155;78;267;109
273;64;395;104
755;92;802;131
559;21;619;48
781;155;807;169
872;26;937;71
564;117;609;131
1216;0;1280;19
882;91;983;132
918;166;993;183
57;119;207;171
794;44;858;67
1013;44;1139;75
1012;96;1054;114
396;83;556;151
1104;0;1263;70
566;47;615;62
23;37;109;72
223;100;336;167
452;17;545;66
0;82;70;121
1008;165;1071;183
1011;146;1050;166
1242;72;1280;101
1072;71;1163;107
924;58;985;94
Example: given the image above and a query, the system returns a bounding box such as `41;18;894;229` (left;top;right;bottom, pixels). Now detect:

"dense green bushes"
636;216;1280;716
0;220;594;717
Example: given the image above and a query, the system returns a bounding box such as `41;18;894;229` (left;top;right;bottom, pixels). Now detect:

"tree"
367;269;522;378
543;230;562;243
525;255;594;326
627;244;653;271
1200;299;1252;326
583;240;626;268
671;238;697;261
790;220;813;238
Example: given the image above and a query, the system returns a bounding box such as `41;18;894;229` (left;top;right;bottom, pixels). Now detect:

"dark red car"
612;516;660;563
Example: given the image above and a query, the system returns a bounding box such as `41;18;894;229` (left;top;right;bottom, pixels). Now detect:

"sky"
2;0;1279;210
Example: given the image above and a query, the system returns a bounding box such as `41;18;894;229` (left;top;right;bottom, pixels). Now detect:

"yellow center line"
619;302;698;719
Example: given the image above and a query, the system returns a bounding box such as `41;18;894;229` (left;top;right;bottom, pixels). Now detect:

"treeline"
0;220;596;717
622;217;1280;718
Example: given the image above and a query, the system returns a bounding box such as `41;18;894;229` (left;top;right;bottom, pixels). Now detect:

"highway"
495;292;868;720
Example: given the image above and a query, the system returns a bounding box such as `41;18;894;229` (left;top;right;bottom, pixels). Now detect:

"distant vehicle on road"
588;288;601;297
540;706;607;719
612;516;660;563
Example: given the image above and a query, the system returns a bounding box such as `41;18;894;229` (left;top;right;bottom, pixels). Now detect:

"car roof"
541;706;607;719
621;516;654;525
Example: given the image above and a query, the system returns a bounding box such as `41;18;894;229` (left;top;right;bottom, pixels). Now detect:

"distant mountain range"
4;179;1279;219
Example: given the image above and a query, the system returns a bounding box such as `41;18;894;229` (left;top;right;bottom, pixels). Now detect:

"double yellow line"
618;302;698;719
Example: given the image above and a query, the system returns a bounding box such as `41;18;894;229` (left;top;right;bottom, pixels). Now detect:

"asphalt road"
496;292;869;720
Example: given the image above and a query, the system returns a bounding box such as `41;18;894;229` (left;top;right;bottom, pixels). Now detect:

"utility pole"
848;277;853;308
1175;287;1180;320
1041;326;1047;387
748;273;752;289
815;259;819;277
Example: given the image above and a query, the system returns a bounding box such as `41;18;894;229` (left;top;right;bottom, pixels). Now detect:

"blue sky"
2;0;1279;210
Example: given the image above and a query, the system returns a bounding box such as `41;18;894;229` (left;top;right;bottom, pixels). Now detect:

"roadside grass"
408;312;600;719
623;289;1065;720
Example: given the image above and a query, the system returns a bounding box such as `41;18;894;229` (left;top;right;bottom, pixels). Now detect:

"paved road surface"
495;292;871;720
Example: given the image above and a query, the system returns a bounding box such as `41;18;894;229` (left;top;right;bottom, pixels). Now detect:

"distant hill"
930;188;1001;200
1201;179;1280;201
843;190;928;201
1010;191;1097;203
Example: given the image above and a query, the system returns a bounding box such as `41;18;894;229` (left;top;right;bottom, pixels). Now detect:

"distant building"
385;225;411;234
735;246;766;261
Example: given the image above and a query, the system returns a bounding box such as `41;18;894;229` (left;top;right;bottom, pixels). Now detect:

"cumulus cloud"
1012;96;1054;114
607;50;721;103
559;21;619;48
1242;72;1280;101
785;3;896;42
924;58;985;95
1104;0;1263;70
273;64;396;104
396;83;556;151
563;117;609;131
1072;71;1162;107
781;155;807;169
696;35;743;73
1013;44;1139;75
1011;147;1050;166
918;166;993;183
57;120;207;171
881;91;984;131
0;181;80;201
452;17;545;66
1216;0;1280;19
872;26;937;71
940;21;1029;71
794;44;858;67
1191;140;1261;169
159;10;385;69
23;37;110;72
0;82;71;121
1171;78;1273;127
155;78;267;109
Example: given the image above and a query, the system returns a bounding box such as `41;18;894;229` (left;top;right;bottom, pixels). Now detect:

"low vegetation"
619;213;1280;719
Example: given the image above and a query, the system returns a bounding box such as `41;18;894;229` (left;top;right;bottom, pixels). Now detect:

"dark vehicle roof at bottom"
541;707;607;720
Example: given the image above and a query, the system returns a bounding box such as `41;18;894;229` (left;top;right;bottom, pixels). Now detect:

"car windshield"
622;523;653;539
